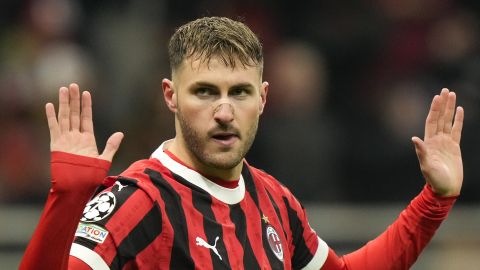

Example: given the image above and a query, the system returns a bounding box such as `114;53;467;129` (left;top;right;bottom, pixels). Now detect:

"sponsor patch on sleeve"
75;223;109;244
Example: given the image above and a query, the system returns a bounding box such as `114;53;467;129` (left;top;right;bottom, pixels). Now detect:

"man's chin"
202;152;243;170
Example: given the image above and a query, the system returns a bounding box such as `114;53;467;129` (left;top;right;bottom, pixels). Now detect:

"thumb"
99;132;124;161
411;136;426;161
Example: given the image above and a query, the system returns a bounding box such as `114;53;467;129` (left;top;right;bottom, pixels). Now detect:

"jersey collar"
151;140;246;205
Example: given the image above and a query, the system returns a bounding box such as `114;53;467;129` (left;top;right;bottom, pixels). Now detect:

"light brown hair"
168;17;263;74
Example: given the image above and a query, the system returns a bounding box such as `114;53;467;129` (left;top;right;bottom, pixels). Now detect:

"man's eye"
231;88;248;96
195;88;212;96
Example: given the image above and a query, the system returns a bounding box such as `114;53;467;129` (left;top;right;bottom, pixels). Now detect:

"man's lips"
210;131;240;145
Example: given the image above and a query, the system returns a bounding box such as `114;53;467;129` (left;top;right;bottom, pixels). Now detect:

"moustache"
208;125;241;138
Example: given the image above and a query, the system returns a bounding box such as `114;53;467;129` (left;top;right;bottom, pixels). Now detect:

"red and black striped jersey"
20;146;458;270
71;141;328;269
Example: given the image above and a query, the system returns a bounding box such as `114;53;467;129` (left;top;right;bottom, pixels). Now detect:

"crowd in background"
1;0;479;204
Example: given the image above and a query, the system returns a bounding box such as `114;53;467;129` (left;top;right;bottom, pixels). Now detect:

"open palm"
412;88;464;197
45;83;123;161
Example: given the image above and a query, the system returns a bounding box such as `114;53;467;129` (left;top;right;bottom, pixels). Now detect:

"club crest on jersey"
266;225;284;262
81;191;116;222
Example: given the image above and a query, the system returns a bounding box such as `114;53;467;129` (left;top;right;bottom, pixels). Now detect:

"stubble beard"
177;109;258;170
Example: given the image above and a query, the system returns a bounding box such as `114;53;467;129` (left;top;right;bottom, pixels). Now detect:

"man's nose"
213;102;234;124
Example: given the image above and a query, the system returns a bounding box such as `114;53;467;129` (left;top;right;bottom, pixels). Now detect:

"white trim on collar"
151;140;245;205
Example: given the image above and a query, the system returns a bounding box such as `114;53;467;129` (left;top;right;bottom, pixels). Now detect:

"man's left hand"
412;88;464;197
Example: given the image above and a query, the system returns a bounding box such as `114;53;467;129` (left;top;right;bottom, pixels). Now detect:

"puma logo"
196;236;222;261
115;181;128;192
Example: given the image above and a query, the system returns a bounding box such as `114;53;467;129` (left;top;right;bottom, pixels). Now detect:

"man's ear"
259;81;269;114
162;79;177;112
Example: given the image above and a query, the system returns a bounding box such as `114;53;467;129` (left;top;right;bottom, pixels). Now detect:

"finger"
424;95;441;139
99;132;124;162
451;106;464;144
80;91;94;133
443;91;456;134
412;136;427;164
436;88;449;134
69;83;81;131
57;87;70;132
45;103;60;141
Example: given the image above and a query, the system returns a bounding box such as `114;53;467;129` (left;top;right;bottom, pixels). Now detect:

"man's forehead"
173;55;262;81
182;55;259;71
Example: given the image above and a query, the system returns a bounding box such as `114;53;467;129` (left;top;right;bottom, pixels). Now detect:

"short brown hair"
168;17;263;73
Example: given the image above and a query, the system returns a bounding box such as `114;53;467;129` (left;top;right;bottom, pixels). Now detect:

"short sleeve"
71;178;160;269
282;190;329;270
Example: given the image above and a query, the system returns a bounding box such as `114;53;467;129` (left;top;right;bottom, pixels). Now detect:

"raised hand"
412;88;464;197
45;83;124;162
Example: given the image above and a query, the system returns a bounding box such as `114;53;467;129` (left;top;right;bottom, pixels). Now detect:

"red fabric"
259;169;321;267
322;249;347;269
68;256;92;270
57;154;316;268
20;152;457;270
87;185;156;266
104;159;303;268
19;152;110;270
321;185;457;270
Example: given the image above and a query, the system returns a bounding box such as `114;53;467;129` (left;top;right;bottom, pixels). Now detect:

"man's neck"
165;138;243;181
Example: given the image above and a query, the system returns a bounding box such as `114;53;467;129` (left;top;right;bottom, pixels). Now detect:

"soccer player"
20;17;464;269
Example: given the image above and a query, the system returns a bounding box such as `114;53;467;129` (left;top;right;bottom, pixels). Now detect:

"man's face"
165;56;267;172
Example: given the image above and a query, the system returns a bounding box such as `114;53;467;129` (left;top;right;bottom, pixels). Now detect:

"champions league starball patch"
81;191;116;222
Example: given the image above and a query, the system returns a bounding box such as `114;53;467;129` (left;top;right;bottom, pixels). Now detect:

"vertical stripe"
188;190;214;269
191;185;231;269
109;203;162;268
244;167;285;269
256;187;285;269
265;189;286;237
268;192;294;259
98;184;155;265
261;219;285;270
242;166;260;206
229;203;260;269
92;178;138;227
241;166;271;268
264;187;291;268
74;177;143;258
146;169;195;269
241;192;272;269
135;185;175;269
283;198;314;269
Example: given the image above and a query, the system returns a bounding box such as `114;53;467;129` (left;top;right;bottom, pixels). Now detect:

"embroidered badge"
266;225;284;262
75;223;109;244
81;191;116;222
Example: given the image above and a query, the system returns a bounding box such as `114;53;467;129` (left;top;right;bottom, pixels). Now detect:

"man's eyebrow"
190;81;255;90
229;83;255;91
191;81;218;89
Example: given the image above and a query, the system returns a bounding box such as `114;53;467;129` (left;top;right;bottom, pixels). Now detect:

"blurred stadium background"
0;0;479;268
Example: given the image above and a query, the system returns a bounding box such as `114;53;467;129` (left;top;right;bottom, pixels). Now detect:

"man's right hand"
19;83;123;270
45;83;123;162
